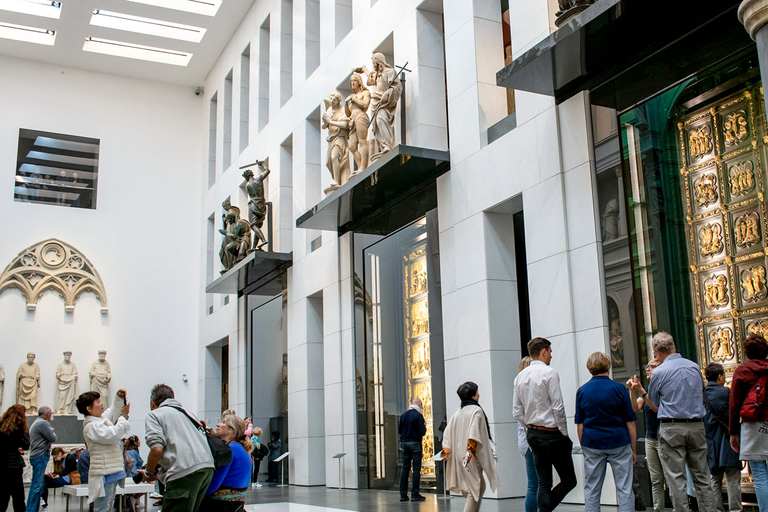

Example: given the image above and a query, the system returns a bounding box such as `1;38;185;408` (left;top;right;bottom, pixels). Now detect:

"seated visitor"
202;415;253;511
77;449;90;484
42;447;79;508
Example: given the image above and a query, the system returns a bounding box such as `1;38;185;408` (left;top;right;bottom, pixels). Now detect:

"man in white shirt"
513;337;576;512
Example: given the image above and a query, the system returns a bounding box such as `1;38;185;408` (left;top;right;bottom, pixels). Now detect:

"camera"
195;87;204;96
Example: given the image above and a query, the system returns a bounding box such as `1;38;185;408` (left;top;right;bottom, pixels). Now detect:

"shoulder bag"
170;406;232;468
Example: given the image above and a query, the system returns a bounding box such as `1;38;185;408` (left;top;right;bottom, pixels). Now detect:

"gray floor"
35;483;599;512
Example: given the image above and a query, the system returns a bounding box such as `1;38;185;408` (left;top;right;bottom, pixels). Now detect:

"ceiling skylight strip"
0;22;55;45
122;0;221;17
26;151;99;166
90;9;206;43
34;136;100;154
0;0;61;19
83;37;192;66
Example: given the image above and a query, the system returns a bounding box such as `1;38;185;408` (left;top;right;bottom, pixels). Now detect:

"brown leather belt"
528;425;559;431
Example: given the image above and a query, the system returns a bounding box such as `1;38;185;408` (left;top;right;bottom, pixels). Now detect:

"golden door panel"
699;268;732;313
410;340;431;381
682;86;768;373
689;165;721;215
692;215;726;265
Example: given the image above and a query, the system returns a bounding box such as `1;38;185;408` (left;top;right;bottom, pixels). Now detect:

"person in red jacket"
729;333;768;511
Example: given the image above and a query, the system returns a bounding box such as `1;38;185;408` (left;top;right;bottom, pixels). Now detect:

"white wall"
0;56;204;437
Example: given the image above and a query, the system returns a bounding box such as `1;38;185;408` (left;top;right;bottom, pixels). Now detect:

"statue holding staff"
354;53;403;162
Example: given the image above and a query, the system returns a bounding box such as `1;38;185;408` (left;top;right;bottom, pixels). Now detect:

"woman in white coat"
440;382;498;512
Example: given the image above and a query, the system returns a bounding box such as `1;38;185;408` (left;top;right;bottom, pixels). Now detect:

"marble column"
740;0;768;117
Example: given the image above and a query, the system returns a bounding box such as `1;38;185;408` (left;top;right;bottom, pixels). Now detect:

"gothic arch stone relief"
0;239;108;313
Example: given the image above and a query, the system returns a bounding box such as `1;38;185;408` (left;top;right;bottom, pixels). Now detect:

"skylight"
90;10;206;43
0;0;62;19
83;36;193;66
0;22;55;45
122;0;222;17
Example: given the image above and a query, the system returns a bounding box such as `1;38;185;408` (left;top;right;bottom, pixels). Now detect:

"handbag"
740;373;768;422
170;406;232;468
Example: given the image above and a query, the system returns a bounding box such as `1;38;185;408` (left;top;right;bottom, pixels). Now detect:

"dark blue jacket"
398;407;426;442
703;382;739;472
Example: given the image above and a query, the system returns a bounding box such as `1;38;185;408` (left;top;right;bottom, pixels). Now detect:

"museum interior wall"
0;55;204;439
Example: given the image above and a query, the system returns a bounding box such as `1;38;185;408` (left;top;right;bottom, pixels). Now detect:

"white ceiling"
0;0;256;86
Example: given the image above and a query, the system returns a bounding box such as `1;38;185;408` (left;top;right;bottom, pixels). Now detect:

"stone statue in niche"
281;353;288;413
354;53;403;162
17;352;40;415
345;74;372;173
601;198;620;242
243;162;271;251
608;308;624;367
55;351;78;415
89;350;111;407
322;92;351;194
0;363;4;410
219;198;236;271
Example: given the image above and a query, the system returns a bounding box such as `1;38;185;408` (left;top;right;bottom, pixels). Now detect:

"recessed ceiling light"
0;0;62;19
90;10;206;43
83;36;193;66
0;22;55;45
123;0;221;17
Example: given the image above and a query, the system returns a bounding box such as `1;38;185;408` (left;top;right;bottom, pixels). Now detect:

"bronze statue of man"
219;199;236;271
225;206;252;265
243;162;271;251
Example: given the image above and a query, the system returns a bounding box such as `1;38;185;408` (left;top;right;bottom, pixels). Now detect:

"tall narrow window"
278;135;293;252
280;0;292;106
240;45;250;153
223;70;233;170
305;0;319;77
305;108;321;205
208;93;217;188
259;16;270;131
500;0;514;114
335;0;351;46
206;212;215;315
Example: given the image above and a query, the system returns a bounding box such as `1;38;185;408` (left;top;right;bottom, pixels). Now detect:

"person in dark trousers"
0;404;30;512
703;363;742;511
267;431;282;483
398;398;427;502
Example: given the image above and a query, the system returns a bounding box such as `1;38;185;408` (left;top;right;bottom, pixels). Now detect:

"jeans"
658;422;715;512
583;444;635;512
527;428;577;512
645;438;666;512
524;450;538;512
0;467;25;512
399;441;423;497
42;475;70;505
710;467;742;512
93;480;119;512
750;460;768;511
26;453;50;512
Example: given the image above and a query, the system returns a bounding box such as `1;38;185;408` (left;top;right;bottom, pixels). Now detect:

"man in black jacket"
703;363;742;512
398;398;427;502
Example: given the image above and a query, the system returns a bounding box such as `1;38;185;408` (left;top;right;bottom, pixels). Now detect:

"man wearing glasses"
628;360;665;512
630;332;715;511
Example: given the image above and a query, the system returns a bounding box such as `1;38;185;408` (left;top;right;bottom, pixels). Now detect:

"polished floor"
37;483;602;512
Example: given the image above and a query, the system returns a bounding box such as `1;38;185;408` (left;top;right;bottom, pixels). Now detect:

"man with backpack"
141;384;214;512
729;333;768;510
703;363;742;512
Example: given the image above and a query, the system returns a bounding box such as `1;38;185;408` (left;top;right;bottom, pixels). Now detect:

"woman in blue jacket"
202;415;254;511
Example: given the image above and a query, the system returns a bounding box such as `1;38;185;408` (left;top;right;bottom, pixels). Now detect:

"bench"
62;482;155;512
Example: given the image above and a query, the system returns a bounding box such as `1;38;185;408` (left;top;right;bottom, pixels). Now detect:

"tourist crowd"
2;332;768;512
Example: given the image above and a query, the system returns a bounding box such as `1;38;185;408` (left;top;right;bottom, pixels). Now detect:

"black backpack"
256;443;269;460
170;407;232;469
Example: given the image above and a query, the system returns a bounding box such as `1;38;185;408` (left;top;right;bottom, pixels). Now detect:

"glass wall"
354;212;446;491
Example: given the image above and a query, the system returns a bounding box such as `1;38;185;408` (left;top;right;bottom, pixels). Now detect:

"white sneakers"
149;492;163;499
251;482;262;488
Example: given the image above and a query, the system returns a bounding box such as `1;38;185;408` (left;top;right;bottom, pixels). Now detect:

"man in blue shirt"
631;332;715;511
575;352;636;512
398;398;427;502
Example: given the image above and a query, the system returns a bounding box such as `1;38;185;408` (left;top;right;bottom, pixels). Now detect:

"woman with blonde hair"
0;404;30;511
203;415;254;511
517;356;538;512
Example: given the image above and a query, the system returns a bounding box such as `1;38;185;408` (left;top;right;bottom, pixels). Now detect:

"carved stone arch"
0;239;108;313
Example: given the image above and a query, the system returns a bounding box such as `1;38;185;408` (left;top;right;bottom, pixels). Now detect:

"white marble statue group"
1;350;112;415
322;52;403;194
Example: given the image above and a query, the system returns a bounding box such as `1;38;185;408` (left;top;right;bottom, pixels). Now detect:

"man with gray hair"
27;406;56;512
630;332;715;511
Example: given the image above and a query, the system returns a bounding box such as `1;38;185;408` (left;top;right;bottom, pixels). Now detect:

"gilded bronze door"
680;86;768;376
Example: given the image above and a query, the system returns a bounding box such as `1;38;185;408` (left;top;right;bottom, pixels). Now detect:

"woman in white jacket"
75;389;131;512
